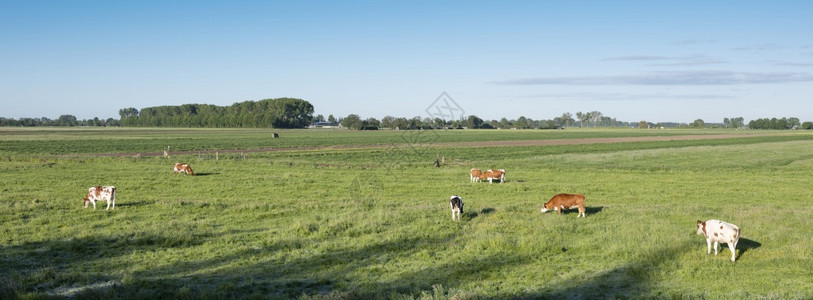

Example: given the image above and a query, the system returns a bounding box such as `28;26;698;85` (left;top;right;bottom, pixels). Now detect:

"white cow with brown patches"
173;162;194;176
83;186;116;210
696;219;741;262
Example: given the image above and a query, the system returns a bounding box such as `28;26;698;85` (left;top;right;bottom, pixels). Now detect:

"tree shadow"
0;232;213;297
736;238;762;261
521;240;695;299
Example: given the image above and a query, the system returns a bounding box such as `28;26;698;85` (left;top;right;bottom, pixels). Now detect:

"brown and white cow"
173;162;194;176
540;193;586;218
697;219;741;262
450;195;464;221
479;169;505;184
83;186;116;210
470;169;482;183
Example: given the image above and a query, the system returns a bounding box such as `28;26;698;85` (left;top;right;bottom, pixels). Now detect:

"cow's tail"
735;228;741;244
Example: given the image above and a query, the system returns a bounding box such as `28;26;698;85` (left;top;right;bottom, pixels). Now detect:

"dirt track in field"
99;133;760;157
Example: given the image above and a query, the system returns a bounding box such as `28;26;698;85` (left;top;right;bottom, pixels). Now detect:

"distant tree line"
118;98;314;128
0;115;120;127
336;111;636;130
4;103;812;130
748;117;807;130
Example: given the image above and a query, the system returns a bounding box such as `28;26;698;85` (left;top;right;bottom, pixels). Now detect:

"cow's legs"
713;241;719;255
706;239;712;254
728;243;736;262
106;200;111;210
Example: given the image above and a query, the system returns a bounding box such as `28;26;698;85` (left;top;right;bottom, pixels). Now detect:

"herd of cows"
81;163;742;262
457;168;742;262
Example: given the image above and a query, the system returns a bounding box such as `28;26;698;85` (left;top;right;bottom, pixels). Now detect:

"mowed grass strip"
0;129;811;299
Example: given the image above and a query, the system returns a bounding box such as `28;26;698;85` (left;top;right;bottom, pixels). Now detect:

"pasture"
1;128;811;299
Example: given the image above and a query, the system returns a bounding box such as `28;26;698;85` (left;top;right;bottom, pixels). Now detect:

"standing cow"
540;193;586;218
696;219;741;262
83;186;116;210
469;169;482;183
450;195;464;221
173;162;194;176
479;169;505;184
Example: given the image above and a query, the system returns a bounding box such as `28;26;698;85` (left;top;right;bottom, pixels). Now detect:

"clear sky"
2;1;812;123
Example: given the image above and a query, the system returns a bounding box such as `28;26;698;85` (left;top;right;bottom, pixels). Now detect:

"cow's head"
540;201;555;213
450;195;463;212
696;220;706;235
83;195;90;208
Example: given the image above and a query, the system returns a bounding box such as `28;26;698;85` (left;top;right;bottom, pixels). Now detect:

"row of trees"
337;113;813;131
3;102;811;130
748;117;811;130
336;111;634;130
118;98;314;128
0;115;120;127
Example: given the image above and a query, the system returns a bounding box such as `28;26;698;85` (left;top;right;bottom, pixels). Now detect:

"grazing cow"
540;193;586;218
83;186;116;210
696;219;741;262
470;169;482;183
450;195;464;221
173;162;194;176
479;169;506;184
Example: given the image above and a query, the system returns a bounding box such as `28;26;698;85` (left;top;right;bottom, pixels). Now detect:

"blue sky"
2;1;812;123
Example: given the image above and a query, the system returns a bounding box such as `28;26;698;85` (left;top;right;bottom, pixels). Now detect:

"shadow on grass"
523;240;696;299
1;228;530;299
736;238;761;261
114;200;152;208
0;218;700;299
542;206;604;217
191;172;218;176
0;232;212;298
464;207;496;219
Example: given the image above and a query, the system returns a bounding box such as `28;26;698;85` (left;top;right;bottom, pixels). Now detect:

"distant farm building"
309;122;341;128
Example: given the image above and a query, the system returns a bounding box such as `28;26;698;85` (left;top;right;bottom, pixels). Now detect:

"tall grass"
0;129;811;299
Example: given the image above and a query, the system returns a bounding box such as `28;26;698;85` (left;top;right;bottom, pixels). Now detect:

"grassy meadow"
1;128;811;299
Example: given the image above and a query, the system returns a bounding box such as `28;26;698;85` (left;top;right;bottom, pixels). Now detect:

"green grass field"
1;128;811;299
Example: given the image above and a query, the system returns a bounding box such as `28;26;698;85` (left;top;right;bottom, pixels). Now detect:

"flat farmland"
1;128;811;299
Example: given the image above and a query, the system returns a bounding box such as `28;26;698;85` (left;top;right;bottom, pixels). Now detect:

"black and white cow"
450;195;463;221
